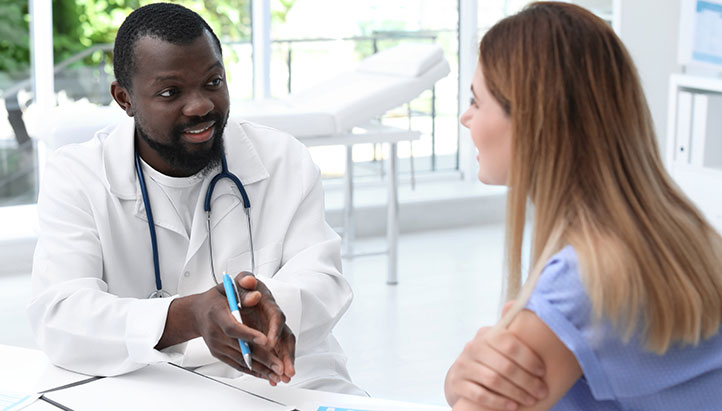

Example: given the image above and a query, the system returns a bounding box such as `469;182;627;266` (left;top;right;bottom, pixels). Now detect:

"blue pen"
222;272;253;370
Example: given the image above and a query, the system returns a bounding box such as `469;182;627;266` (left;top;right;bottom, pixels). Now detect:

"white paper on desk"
0;346;48;395
42;363;295;411
0;392;41;411
218;376;450;411
19;398;59;411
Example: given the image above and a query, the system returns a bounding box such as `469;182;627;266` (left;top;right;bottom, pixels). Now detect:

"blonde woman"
445;2;722;410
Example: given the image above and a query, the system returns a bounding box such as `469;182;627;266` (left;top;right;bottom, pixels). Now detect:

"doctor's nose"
182;91;214;118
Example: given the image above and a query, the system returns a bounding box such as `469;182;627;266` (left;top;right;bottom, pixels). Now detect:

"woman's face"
460;63;512;185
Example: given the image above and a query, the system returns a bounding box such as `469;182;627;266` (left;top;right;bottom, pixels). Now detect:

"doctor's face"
459;63;511;185
113;31;230;177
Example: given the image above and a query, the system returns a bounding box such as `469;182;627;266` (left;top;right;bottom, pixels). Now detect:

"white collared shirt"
138;157;205;238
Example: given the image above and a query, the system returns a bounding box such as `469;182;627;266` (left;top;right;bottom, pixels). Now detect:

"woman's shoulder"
530;245;587;310
543;245;577;274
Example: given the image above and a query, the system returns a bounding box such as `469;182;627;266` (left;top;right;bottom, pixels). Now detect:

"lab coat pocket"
225;242;282;279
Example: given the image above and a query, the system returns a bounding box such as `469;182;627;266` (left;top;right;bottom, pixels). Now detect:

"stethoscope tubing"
135;151;163;293
135;148;253;298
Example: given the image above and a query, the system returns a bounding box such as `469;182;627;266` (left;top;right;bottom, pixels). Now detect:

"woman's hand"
445;326;548;410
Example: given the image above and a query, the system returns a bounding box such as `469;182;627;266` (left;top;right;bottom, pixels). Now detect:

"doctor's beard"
136;111;228;177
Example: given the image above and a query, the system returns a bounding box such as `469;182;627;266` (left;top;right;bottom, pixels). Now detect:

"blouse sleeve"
524;246;616;400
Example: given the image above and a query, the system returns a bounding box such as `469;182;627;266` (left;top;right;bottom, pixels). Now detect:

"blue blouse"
525;245;722;410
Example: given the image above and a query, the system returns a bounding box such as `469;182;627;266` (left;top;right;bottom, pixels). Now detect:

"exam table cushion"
232;43;450;138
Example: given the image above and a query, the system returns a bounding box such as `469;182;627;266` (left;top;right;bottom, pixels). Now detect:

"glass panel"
0;1;37;207
50;1;253;107
269;0;460;179
478;0;534;32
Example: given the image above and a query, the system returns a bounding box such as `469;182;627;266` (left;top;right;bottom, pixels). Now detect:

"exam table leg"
387;142;399;285
343;145;355;257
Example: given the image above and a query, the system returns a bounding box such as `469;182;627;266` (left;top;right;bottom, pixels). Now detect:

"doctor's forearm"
155;295;201;350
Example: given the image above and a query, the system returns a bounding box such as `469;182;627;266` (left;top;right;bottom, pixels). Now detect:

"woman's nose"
459;107;472;128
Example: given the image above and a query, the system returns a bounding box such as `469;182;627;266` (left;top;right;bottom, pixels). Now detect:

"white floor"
0;223;506;407
335;224;505;406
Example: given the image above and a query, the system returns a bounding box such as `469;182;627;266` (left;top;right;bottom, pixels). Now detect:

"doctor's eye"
208;77;224;87
158;88;178;98
469;97;477;107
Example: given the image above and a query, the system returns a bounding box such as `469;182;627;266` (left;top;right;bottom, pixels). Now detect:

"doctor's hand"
170;278;283;385
235;272;296;386
445;323;548;410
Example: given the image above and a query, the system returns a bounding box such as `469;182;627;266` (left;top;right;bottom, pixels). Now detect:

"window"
266;0;460;180
0;1;533;210
0;1;35;207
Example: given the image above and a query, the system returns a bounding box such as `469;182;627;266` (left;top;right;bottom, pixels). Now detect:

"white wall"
617;0;682;152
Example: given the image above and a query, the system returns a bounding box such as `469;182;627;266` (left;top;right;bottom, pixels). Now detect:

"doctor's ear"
110;81;134;117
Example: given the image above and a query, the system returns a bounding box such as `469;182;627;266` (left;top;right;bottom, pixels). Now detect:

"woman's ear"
110;81;134;117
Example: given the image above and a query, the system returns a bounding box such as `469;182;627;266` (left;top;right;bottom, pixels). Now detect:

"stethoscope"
135;149;255;298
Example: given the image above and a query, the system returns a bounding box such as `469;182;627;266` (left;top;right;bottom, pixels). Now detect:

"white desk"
1;344;448;411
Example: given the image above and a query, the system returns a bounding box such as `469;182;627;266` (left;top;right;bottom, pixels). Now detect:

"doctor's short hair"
113;2;223;90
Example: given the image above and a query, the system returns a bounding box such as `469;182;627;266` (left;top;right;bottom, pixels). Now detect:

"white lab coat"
28;117;362;394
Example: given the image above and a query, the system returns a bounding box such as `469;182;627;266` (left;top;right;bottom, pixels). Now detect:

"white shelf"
666;74;722;233
671;74;722;93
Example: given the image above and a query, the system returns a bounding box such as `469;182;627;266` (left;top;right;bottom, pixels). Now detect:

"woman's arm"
452;309;582;411
445;326;549;409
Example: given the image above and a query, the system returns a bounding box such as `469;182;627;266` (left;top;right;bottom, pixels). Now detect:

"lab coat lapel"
101;116;137;201
101;116;197;240
184;120;270;266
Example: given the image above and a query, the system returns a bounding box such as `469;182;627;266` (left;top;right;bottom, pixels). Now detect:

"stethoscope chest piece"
148;289;172;299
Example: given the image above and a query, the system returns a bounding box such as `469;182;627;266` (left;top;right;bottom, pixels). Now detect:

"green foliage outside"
0;0;31;84
354;20;407;60
271;0;295;24
0;0;297;86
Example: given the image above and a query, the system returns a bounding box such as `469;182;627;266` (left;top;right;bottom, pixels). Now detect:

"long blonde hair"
488;2;722;353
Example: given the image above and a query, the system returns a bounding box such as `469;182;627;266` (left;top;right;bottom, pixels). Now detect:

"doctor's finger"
239;290;262;307
277;329;296;379
235;272;257;290
219;339;281;378
261;302;286;346
239;343;285;381
215;349;280;383
218;310;268;345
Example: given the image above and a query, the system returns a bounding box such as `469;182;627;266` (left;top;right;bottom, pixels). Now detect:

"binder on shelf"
703;94;722;169
675;91;694;164
690;93;708;167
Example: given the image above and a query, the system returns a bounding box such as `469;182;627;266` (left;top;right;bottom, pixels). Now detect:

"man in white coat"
28;3;362;394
